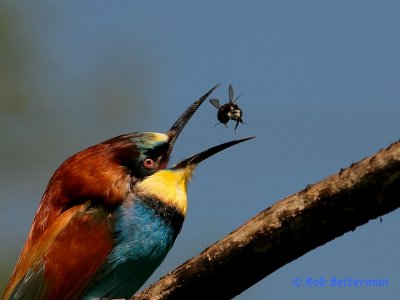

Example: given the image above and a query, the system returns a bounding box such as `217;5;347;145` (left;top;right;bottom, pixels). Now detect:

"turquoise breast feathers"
83;196;184;299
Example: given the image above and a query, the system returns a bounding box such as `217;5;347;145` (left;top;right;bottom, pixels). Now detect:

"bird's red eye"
143;158;155;168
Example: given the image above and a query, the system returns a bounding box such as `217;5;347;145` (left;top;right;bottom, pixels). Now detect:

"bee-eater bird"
3;85;254;300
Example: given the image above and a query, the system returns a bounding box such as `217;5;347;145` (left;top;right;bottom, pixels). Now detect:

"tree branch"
131;140;400;300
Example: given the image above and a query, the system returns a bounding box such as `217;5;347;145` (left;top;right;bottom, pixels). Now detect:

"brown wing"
3;202;114;300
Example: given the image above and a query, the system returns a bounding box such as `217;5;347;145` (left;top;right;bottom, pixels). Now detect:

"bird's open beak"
173;136;255;169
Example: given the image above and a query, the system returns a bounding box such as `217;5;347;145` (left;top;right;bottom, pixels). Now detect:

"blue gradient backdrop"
1;1;399;299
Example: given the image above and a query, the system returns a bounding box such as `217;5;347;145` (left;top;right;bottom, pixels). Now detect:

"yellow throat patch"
136;165;196;215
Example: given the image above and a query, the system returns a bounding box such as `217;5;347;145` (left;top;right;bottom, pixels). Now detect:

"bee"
209;84;245;131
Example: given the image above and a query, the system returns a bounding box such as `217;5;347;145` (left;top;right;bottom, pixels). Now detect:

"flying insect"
209;84;245;131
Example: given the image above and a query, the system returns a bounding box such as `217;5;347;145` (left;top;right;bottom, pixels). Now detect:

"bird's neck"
134;166;195;216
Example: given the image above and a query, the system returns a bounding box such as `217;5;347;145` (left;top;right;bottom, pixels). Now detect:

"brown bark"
131;140;400;300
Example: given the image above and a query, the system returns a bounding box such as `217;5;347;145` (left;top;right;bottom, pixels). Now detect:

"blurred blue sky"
1;1;400;299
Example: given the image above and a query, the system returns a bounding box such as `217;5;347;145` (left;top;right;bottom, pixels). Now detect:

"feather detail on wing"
3;202;114;300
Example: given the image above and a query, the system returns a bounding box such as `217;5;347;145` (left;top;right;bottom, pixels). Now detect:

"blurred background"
1;1;399;299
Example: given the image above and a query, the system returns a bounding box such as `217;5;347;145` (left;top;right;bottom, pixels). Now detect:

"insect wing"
209;98;221;109
228;84;235;103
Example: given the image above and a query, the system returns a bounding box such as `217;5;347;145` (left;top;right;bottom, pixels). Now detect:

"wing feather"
4;202;114;300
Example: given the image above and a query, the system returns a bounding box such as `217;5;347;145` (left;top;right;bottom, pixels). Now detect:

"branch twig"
131;140;400;300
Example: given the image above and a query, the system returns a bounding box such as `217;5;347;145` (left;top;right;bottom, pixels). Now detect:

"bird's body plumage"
3;85;253;300
83;193;185;299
